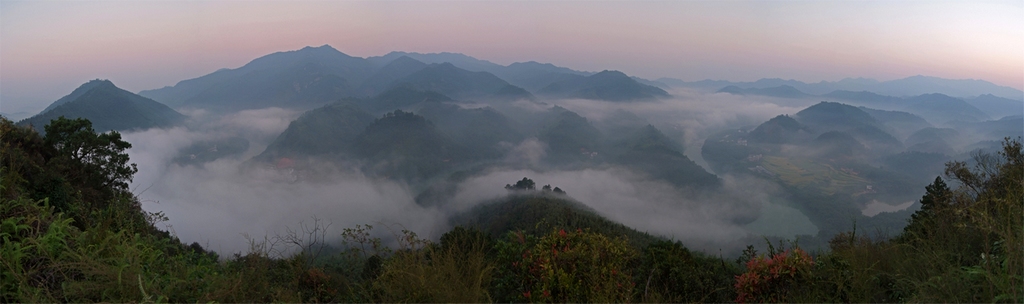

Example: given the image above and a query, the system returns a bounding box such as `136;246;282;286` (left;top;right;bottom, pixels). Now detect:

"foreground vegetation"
2;117;1020;302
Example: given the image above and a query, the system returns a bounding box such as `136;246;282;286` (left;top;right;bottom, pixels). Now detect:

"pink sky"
2;1;1021;114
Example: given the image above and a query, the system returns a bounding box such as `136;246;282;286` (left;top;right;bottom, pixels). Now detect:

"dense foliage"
2;116;1019;302
732;137;1022;303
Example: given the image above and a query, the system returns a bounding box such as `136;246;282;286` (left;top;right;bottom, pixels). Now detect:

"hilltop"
19;79;185;133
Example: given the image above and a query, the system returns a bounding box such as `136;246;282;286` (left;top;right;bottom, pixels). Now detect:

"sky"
2;1;1022;114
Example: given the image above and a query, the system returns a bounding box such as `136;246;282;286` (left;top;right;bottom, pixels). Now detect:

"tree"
892;138;1023;302
41;117;138;220
505;177;536;191
44;116;137;189
901;176;951;239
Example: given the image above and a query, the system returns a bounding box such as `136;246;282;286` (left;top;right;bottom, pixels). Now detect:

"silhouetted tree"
42;117;138;226
505;177;536;191
901;176;951;239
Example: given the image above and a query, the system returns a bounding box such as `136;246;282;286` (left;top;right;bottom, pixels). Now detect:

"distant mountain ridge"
367;51;507;75
386;62;534;101
664;75;1023;100
538;70;670;101
355;55;429;96
967;94;1024;119
140;45;374;111
902;93;991;124
712;83;1005;126
822;90;902;107
19;80;185;133
139;45;668;111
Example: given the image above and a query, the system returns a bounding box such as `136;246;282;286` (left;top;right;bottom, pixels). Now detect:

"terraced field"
759;156;871;195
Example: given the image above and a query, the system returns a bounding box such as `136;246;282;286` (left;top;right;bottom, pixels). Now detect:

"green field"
759;156;871;196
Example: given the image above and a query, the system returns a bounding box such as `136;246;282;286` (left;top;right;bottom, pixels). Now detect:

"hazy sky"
2;1;1022;114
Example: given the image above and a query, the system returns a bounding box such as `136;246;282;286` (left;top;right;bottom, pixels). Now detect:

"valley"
3;2;1021;300
10;45;1020;255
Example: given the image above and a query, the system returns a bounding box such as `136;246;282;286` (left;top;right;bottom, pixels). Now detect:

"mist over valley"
3;3;1022;300
8;45;1019;256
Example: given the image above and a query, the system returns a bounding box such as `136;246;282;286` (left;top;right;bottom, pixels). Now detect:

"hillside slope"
19;80;185;133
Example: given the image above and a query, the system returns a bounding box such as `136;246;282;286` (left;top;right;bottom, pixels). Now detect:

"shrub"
495;228;636;303
734;247;814;303
637;240;738;302
371;229;493;302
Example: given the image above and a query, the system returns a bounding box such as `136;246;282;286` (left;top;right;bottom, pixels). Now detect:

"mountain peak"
517;60;543;65
77;79;117;92
41;79;119;113
913;93;956;100
593;70;629;78
538;70;668;101
391;55;422;64
20;79;185;133
242;44;356;70
796;101;878;128
84;78;115;86
300;44;338;51
433;62;458;68
87;80;119;93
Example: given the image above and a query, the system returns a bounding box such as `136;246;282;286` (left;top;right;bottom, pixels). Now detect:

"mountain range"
386;62;534;101
139;45;666;112
699;99;1022;244
9;45;1019;121
712;83;1018;124
253;88;714;189
663;75;1023;101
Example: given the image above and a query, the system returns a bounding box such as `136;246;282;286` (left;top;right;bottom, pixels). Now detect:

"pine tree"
900;176;951;240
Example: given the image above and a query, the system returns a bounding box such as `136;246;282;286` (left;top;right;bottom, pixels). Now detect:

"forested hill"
18;80;185;133
453;191;665;248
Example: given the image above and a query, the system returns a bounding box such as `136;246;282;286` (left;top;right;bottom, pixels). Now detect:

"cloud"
123;107;448;255
444;167;776;252
503;138;547;168
117;90;826;256
543;89;813;166
136;158;445;255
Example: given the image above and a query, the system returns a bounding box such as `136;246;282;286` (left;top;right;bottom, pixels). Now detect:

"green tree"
505;177;536;191
44;117;137;193
38;117;139;228
900;176;952;240
941;138;1023;302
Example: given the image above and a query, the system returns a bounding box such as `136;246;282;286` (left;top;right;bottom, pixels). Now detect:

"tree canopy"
504;177;536;191
44;116;137;193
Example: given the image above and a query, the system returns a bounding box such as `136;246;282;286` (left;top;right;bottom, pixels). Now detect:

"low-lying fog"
125;89;913;255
